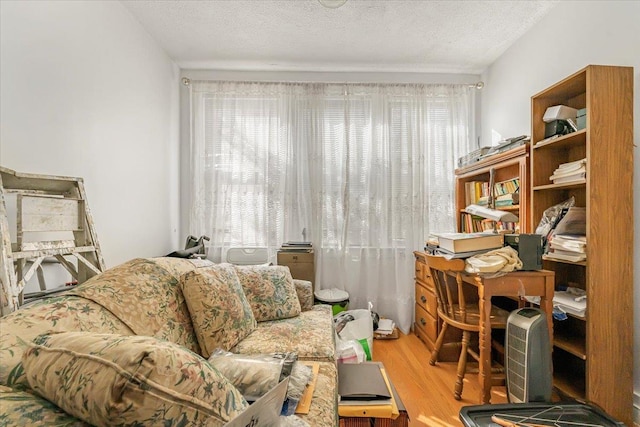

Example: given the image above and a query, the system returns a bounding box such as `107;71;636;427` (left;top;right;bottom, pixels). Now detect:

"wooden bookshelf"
530;65;633;425
455;144;530;233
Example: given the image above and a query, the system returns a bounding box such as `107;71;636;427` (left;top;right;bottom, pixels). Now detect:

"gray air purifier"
505;307;552;403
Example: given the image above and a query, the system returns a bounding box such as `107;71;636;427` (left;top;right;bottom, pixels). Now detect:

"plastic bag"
335;308;374;360
208;349;296;401
535;196;575;251
335;338;366;363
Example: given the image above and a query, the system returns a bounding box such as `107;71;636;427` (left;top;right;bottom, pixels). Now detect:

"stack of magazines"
549;158;586;184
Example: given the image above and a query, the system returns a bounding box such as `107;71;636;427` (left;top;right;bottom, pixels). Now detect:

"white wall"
0;0;181;282
480;0;640;420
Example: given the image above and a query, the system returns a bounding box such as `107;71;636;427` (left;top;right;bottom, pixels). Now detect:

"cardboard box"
277;250;315;286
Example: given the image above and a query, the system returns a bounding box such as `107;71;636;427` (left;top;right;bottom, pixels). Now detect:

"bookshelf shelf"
553;333;586;360
533;128;586;149
533;181;586;192
530;65;633;425
541;256;587;267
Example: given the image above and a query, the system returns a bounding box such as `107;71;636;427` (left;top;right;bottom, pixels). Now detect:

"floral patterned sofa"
0;257;338;426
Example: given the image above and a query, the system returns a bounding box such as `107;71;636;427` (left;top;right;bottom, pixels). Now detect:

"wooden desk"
461;270;555;404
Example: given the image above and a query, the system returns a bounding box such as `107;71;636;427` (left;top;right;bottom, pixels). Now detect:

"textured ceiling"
121;0;559;73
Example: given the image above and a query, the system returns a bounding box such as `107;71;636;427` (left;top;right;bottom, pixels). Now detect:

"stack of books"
549;158;587;184
428;232;504;259
279;241;313;253
374;318;397;339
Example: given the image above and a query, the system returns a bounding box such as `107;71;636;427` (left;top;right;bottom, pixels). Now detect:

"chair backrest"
424;254;472;327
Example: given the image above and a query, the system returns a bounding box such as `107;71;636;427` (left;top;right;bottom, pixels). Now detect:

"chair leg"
454;330;471;400
429;322;448;366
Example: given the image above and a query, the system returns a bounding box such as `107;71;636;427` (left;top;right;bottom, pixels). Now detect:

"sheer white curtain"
188;81;475;333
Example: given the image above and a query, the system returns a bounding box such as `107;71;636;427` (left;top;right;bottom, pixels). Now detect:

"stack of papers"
549;158;586;184
375;318;395;336
545;235;587;262
553;288;586;318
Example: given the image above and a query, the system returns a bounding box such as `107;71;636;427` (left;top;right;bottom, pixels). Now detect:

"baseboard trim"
633;391;640;425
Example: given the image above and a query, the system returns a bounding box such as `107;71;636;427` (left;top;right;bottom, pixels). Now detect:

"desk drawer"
415;303;437;343
415;283;438;317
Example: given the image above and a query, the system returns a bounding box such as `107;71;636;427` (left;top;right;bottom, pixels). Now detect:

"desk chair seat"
425;254;510;401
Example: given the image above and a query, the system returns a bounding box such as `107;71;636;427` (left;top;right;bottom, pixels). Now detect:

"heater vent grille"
505;308;552;403
506;323;528;401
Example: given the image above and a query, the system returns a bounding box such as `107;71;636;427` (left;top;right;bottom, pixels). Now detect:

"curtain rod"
182;77;484;89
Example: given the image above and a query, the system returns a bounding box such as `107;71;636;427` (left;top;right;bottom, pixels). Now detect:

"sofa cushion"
0;385;89;426
0;295;133;388
234;265;301;321
293;279;314;311
68;257;203;353
22;332;248;427
181;264;257;357
231;305;336;362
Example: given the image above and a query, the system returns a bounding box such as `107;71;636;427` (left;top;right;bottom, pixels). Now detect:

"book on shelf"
477;192;519;207
431;232;504;254
551;172;586;184
460;212;495;233
547;248;586;261
549;236;586;254
464;180;489;206
543;251;586;263
494;177;520;195
550;158;586;184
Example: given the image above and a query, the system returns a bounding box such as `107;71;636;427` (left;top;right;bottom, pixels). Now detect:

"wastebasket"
314;288;349;316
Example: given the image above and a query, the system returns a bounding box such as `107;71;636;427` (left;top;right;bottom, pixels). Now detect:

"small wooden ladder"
0;166;105;316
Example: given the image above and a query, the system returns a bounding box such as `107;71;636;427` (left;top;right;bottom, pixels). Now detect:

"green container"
314;288;349;315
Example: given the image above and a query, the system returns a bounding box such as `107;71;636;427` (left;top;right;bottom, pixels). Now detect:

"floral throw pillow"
22;332;248;427
181;264;257;357
234;265;302;321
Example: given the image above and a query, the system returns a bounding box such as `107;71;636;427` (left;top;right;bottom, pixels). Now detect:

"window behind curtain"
189;81;475;332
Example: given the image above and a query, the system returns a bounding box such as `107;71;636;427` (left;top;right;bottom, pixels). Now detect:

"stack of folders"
338;362;399;419
549;158;587;184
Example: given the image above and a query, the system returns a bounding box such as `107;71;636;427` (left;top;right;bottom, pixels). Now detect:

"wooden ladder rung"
12;246;97;260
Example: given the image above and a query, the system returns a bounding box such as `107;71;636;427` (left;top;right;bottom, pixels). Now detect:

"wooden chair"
425;254;509;401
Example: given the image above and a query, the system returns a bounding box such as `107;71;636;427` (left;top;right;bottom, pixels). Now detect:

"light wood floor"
372;331;508;427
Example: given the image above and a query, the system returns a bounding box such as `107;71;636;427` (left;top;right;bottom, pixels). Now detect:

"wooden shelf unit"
530;65;633;425
455;144;530;233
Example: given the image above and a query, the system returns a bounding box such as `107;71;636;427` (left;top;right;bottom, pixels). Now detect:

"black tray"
459;402;625;427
